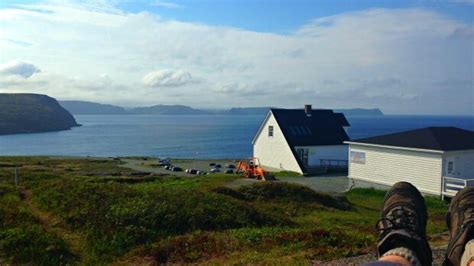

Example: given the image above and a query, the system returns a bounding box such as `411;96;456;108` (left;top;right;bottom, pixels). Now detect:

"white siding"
348;144;443;195
443;150;474;178
253;113;302;173
294;145;348;166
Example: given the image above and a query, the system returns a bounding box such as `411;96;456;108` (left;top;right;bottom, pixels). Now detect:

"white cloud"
152;1;183;9
0;2;472;114
143;69;193;87
0;60;40;78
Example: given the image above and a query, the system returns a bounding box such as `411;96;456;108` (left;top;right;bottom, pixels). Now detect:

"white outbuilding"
345;127;474;198
252;105;350;175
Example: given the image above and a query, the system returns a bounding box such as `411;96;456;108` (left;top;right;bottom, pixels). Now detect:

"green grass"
31;178;290;262
130;173;238;191
0;157;450;265
272;170;302;177
0;183;73;264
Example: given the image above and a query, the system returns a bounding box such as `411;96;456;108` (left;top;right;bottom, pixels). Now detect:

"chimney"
304;104;312;117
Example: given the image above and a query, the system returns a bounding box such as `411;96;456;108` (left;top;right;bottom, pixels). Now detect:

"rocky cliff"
0;93;80;135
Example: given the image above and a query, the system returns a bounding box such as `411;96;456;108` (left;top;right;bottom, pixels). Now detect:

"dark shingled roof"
334;113;350;127
270;108;350;147
351;127;474;151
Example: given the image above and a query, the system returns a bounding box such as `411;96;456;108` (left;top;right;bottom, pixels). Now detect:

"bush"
152;231;240;263
33;179;289;259
236;182;352;210
150;226;375;264
210;186;247;200
0;226;72;265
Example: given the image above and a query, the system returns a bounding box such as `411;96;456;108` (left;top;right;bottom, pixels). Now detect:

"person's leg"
444;186;474;266
361;182;432;266
460;240;474;266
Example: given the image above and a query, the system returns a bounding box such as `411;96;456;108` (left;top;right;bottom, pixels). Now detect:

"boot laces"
376;206;418;234
461;207;474;229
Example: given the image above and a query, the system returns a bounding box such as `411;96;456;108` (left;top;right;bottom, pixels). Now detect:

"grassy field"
0;157;449;265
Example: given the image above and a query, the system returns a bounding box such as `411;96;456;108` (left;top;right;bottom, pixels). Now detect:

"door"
296;148;309;167
447;160;455;176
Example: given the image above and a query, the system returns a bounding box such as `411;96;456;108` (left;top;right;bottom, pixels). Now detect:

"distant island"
59;100;384;116
130;104;210;115
59;100;128;115
0;94;80;135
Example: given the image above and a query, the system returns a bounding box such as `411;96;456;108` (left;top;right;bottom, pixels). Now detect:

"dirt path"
21;190;86;261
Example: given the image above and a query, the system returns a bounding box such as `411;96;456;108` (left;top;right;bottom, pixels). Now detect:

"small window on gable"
448;161;454;173
268;126;274;137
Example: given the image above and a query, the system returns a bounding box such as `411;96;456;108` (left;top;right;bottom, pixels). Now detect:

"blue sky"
143;0;474;32
2;0;472;33
0;0;473;114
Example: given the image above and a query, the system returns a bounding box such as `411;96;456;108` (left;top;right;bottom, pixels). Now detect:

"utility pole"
14;167;19;187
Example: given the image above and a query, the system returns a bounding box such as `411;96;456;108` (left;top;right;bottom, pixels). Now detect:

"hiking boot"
444;186;474;266
376;182;432;265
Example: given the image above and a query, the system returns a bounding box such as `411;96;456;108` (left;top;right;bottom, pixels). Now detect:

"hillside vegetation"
0;94;79;135
0;157;447;264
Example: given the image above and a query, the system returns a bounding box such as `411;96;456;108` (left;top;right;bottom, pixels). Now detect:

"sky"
0;0;473;114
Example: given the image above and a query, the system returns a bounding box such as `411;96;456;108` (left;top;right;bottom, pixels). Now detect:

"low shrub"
0;186;73;265
0;226;72;265
33;179;289;260
210;186;247;200
150;226;375;264
237;182;352;210
152;231;240;263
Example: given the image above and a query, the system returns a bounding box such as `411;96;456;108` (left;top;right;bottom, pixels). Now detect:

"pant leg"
461;240;474;266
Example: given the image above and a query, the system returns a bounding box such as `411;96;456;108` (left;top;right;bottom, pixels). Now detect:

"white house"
252;105;350;175
345;127;474;198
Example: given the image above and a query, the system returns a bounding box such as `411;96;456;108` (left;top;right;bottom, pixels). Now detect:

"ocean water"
0;115;472;158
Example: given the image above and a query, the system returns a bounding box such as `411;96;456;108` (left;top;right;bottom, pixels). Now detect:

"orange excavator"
236;157;275;181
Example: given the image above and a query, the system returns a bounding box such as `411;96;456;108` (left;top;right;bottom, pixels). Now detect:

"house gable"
253;111;303;173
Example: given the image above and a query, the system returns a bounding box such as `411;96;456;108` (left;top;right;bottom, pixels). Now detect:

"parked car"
210;168;220;173
165;165;172;170
158;158;171;166
209;162;216;166
188;169;198;175
225;169;234;174
225;164;236;169
171;167;183;172
214;164;222;168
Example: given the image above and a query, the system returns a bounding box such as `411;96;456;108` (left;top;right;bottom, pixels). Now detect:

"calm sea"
0;115;472;158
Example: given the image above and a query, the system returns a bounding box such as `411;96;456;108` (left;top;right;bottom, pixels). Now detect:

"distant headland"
59;100;384;116
0;94;80;135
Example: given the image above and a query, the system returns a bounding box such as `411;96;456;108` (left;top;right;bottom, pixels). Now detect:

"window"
448;161;454;174
350;151;366;164
268;126;274;137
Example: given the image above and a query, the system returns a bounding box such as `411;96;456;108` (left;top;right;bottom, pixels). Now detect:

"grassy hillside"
0;94;79;135
0;157;448;264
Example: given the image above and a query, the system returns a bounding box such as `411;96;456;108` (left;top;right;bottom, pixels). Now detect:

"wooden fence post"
14;167;19;186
